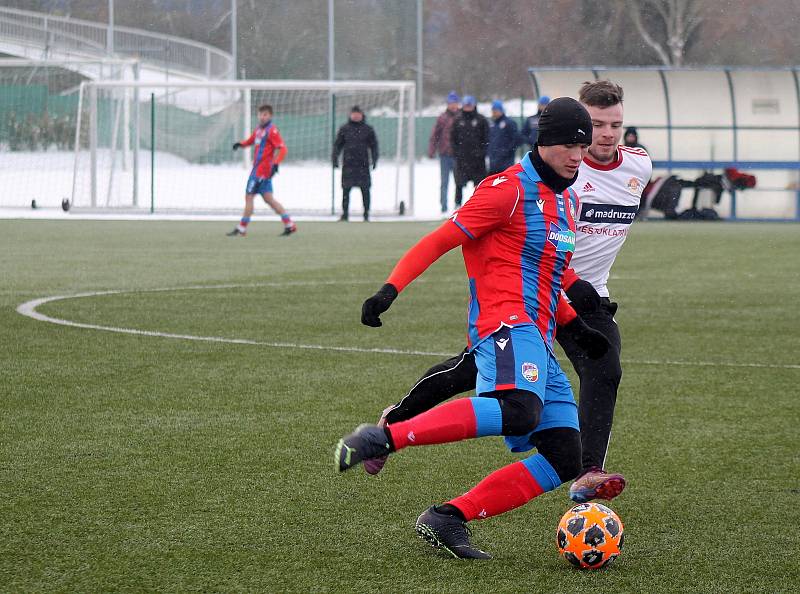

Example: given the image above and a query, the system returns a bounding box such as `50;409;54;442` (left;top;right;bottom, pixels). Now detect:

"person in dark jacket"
428;91;460;213
449;95;489;207
623;126;648;152
332;105;379;221
488;100;521;174
521;95;550;149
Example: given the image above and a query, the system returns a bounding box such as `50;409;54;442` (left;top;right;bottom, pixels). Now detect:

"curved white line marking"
15;284;800;370
16;283;453;358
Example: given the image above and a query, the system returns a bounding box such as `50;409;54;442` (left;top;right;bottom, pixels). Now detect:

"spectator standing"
488;100;521;174
428;91;461;213
623;126;648;152
450;95;489;208
332;106;379;221
521;95;551;149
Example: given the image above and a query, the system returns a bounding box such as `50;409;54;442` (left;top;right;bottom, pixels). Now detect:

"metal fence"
0;6;233;80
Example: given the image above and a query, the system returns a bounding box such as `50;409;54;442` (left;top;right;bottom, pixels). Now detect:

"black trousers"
454;160;487;206
555;299;622;470
383;299;622;473
343;186;371;218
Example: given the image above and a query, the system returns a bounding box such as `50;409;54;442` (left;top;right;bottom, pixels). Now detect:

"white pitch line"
15;284;454;358
15;284;800;370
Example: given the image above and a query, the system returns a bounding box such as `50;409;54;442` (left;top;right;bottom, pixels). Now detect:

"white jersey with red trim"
570;145;652;298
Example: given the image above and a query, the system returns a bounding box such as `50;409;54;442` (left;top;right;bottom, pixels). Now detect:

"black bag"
642;175;682;219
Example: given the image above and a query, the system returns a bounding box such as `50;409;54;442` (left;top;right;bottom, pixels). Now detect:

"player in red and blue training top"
334;98;610;559
363;81;645;508
227;104;296;237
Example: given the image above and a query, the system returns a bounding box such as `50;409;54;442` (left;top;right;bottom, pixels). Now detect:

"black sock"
435;503;466;521
382;426;396;451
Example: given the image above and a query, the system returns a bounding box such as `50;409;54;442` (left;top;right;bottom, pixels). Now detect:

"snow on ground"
0;150;473;221
2;149;796;221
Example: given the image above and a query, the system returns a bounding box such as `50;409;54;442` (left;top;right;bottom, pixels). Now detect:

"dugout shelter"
527;66;800;221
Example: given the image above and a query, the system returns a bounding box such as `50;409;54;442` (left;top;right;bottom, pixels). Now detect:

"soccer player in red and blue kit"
335;98;610;559
227;104;296;237
363;81;646;506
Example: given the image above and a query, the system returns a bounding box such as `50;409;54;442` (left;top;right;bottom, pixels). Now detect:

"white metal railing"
0;6;233;80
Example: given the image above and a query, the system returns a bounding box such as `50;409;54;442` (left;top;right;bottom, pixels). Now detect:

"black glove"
232;142;243;150
560;316;610;359
565;279;602;315
332;159;339;169
372;160;378;170
271;163;279;176
361;283;399;327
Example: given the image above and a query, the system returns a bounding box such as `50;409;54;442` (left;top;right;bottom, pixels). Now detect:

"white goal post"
72;80;416;216
0;58;138;210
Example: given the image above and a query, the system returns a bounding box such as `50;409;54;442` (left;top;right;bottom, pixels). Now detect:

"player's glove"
232;142;243;150
361;283;399;327
565;279;602;315
559;316;610;359
332;159;339;168
271;163;279;176
372;160;378;170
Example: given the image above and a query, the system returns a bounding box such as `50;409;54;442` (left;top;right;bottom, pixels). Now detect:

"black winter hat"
351;105;363;113
537;97;593;146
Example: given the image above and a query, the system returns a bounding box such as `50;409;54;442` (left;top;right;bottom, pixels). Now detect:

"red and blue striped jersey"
450;152;578;349
240;122;286;178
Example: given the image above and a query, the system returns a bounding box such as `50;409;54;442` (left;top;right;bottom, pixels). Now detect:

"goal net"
72;80;416;216
0;59;135;209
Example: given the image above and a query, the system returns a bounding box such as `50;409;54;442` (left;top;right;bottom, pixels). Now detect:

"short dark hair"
579;80;624;107
257;104;273;114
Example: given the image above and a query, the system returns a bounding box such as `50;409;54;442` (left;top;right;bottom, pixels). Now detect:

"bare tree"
625;0;706;66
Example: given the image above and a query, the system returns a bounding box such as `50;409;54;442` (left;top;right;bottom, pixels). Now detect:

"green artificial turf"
1;219;798;593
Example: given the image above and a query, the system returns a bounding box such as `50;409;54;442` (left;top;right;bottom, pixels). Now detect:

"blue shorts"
472;324;579;452
246;174;273;195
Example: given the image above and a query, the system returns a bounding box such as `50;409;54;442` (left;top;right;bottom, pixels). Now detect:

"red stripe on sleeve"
562;267;580;291
555;294;577;327
385;221;467;293
240;130;256;147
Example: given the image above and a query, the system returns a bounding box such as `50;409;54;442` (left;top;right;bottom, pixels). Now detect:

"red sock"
448;461;544;521
388;398;477;450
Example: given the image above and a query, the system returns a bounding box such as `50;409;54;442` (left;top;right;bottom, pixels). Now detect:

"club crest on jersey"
626;177;643;196
547;222;576;252
521;362;539;383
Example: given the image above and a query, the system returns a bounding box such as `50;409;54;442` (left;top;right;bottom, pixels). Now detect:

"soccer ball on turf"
556;502;624;569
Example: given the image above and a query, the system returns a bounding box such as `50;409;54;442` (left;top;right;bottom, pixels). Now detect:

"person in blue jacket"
522;95;551;150
488;100;521;174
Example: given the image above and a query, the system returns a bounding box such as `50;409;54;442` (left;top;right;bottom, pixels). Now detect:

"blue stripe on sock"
521;453;562;492
469;397;503;437
241;217;251;224
280;214;290;221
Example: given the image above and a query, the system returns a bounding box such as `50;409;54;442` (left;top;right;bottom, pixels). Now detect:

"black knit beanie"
537;97;593;146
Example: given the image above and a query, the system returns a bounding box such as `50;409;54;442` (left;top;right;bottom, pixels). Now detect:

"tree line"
5;0;799;102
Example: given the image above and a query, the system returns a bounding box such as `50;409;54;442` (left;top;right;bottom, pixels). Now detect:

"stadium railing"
0;6;233;80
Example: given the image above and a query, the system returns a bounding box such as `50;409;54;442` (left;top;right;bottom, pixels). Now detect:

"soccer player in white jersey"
556;80;652;501
360;80;652;506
